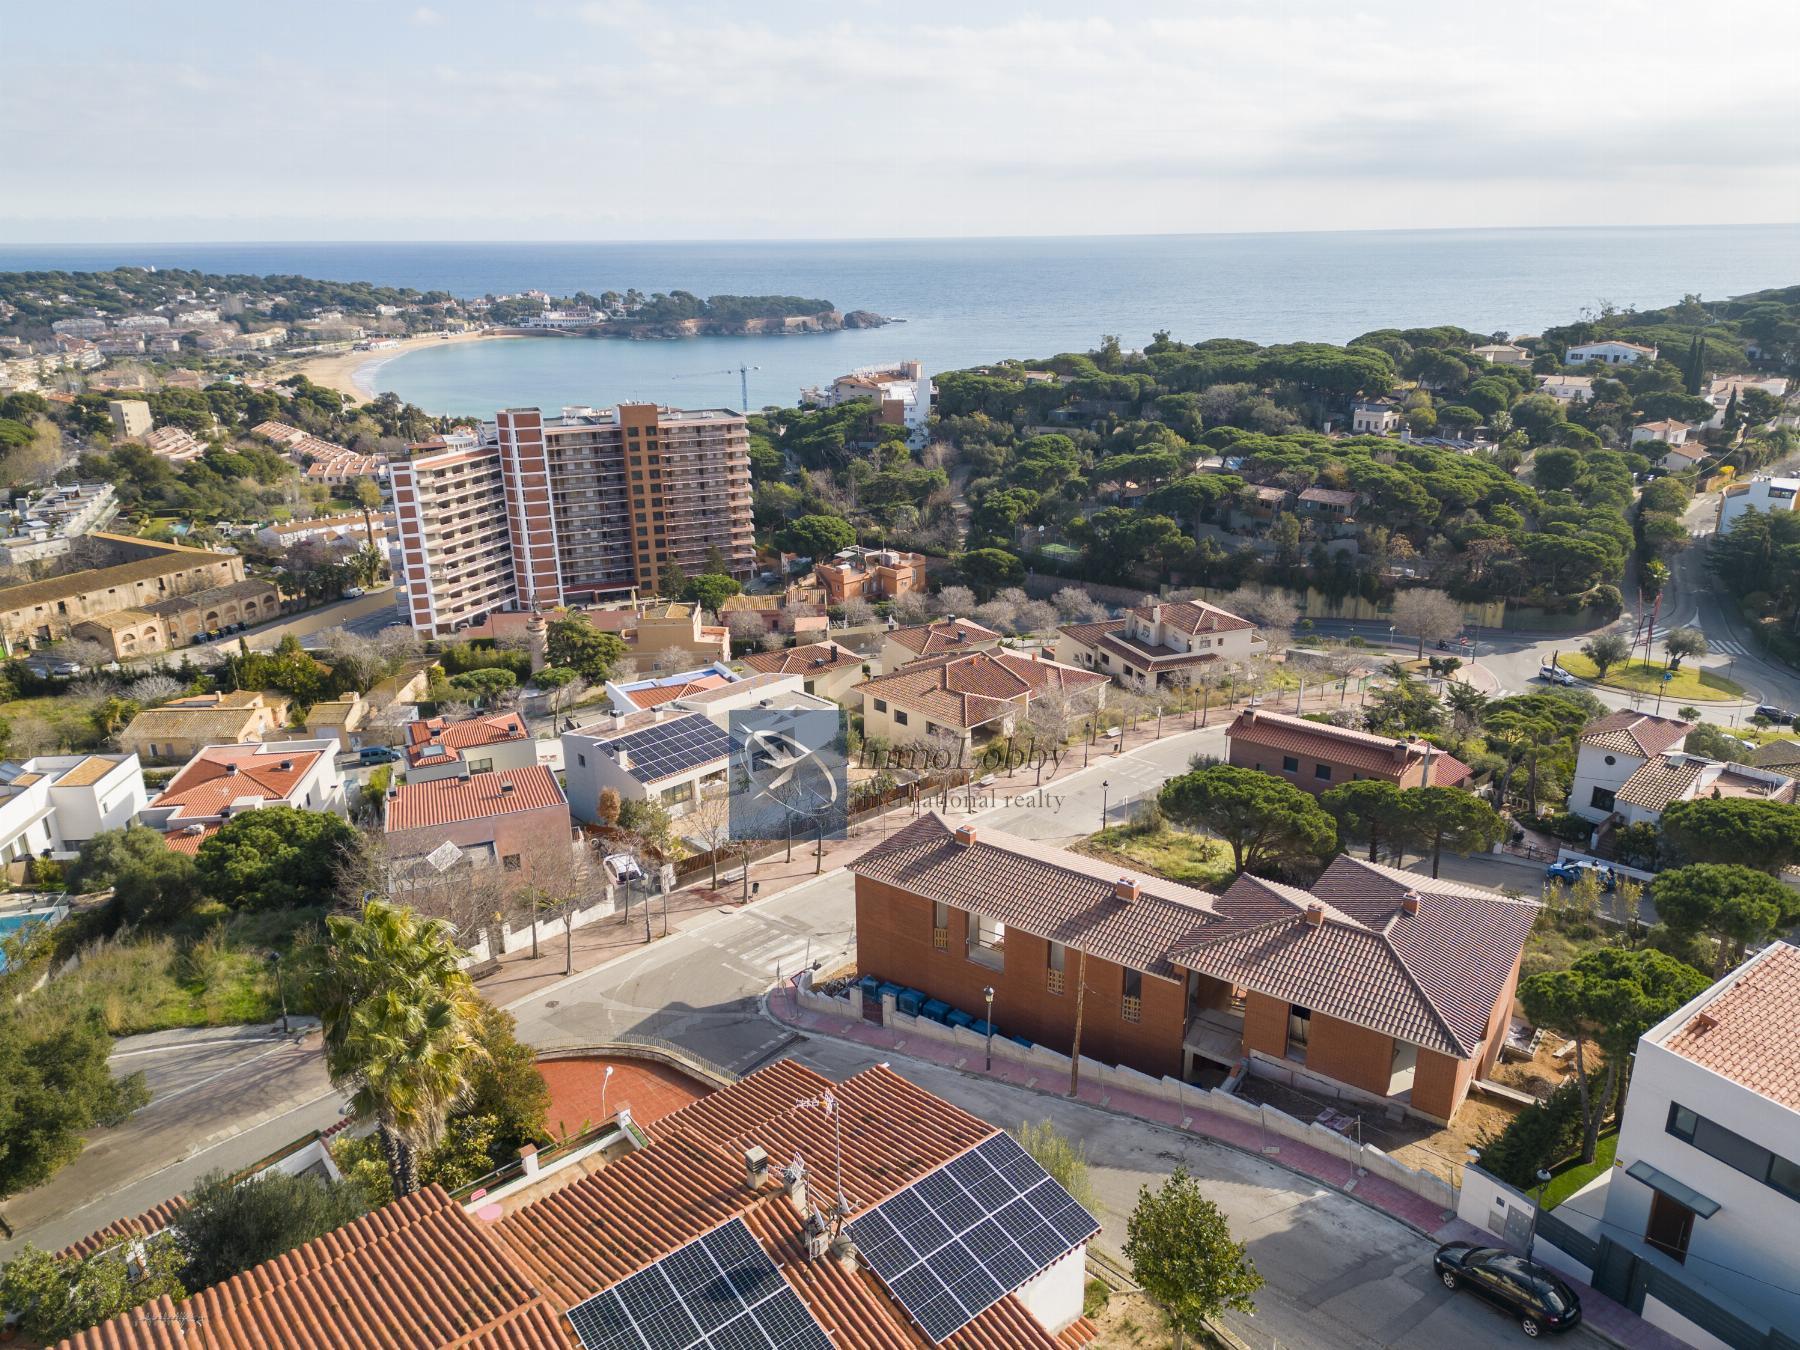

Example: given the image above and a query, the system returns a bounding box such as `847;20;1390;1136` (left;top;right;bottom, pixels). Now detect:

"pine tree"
1684;335;1704;396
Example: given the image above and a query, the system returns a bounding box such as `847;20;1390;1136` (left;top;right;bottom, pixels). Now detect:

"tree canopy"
176;1168;369;1293
1124;1165;1263;1344
1159;764;1337;877
545;615;629;683
194;806;357;911
1650;864;1800;974
1659;797;1800;871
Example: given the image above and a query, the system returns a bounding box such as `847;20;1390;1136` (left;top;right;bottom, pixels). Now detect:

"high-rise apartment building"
389;404;753;635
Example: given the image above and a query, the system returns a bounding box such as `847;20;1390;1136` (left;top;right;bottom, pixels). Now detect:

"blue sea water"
1;228;1794;416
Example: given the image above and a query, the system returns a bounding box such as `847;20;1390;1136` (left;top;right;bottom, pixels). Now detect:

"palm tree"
304;898;486;1197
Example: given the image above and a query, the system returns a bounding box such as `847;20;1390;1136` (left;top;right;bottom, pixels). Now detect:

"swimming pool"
0;908;60;972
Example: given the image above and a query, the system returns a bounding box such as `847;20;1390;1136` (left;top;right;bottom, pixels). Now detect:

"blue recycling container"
857;975;881;999
877;982;905;1005
921;998;952;1023
896;990;924;1016
947;1008;976;1030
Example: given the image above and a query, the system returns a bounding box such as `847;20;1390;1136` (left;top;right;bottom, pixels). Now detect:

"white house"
1717;476;1800;534
562;709;733;823
1609;751;1794;830
1597;941;1800;1342
140;740;347;847
1470;343;1532;367
1567;710;1690;823
603;662;741;715
1704;374;1790;429
1351;399;1402;435
1537;375;1595;403
1630;419;1694;447
1055;598;1265;691
0;754;147;864
1565;340;1658;366
1659;442;1708;473
402;711;538;784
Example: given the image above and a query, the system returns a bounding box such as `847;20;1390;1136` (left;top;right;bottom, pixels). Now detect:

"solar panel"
846;1132;1100;1343
611;714;732;784
565;1217;833;1350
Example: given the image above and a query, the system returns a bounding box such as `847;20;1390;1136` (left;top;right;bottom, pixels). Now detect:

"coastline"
281;330;519;403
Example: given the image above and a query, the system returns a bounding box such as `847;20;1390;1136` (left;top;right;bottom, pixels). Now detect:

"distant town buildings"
801;360;933;440
1630;419;1695;447
0;481;118;566
107;398;153;439
1538;374;1596;403
1470;342;1532;367
814;545;927;606
389;405;754;636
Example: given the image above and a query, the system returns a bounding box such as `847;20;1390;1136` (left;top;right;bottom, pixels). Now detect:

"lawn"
0;691;111;755
1557;653;1744;701
1543;1132;1618;1210
1076;824;1236;891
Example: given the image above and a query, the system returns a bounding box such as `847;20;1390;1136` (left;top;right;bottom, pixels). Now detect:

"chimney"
1392;739;1409;764
782;1157;808;1215
1114;876;1141;903
1150;603;1163;627
501;780;516;794
615;748;631;771
279;760;294;772
803;1211;830;1262
829;1232;859;1268
953;824;978;847
1303;903;1325;926
1693;1011;1719;1032
224;762;239;776
743;1145;770;1192
1400;891;1421;916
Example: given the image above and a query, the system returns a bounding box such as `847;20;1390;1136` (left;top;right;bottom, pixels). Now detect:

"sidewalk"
766;988;1684;1350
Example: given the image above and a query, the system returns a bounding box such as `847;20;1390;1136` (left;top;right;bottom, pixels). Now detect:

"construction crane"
668;364;759;411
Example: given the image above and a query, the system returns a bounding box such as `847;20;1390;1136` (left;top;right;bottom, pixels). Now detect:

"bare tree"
1220;586;1299;649
373;625;423;667
126;674;183;705
1014;600;1059;636
973;597;1019;633
1053;587;1108;623
933;585;978;618
839;597;875;629
889;592;932;626
1390;588;1464;660
685;794;736;889
726;610;769;652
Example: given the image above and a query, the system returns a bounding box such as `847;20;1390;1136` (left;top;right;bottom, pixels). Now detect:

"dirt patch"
1089;1290;1173;1347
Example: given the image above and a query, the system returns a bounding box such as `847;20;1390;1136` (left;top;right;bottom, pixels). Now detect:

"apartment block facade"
390;405;753;635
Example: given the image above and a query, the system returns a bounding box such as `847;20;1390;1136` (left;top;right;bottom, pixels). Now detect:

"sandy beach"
282;330;519;403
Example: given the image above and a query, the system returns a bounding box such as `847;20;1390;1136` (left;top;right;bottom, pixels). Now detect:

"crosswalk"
1640;627;1747;658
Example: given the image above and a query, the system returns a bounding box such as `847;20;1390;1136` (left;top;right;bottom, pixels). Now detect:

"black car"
1434;1243;1581;1337
1755;705;1798;725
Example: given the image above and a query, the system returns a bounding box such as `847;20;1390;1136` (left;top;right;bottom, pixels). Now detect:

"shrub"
1473;1080;1585;1187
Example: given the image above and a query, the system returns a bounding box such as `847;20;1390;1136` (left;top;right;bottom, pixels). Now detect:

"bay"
2;227;1794;416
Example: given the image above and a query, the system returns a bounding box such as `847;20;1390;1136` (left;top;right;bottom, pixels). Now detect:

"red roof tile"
1125;599;1255;636
384;764;566;832
739;641;866;676
55;1195;190;1261
1661;941;1800;1110
149;744;327;820
855;651;1106;729
1227;708;1443;779
406;711;529;767
624;674;731;709
1578;710;1691;757
886;617;1001;658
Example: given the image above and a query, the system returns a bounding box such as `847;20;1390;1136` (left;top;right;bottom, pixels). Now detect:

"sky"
6;0;1798;242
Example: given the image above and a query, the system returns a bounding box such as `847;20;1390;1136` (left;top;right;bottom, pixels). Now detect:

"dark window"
577;753;586;766
1122;970;1141;1000
1590;786;1616;811
1281;755;1299;773
1314;763;1332;781
894;709;909;726
1667;1100;1800;1200
873;698;887;713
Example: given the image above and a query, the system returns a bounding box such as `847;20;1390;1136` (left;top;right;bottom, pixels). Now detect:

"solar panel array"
846;1132;1100;1343
565;1217;832;1350
609;714;732;783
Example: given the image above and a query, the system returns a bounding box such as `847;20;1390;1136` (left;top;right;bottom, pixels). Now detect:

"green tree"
1662;626;1707;669
1159;764;1337;876
194;805;356;911
1398;785;1504;878
657;560;688;598
302;898;487;1197
1124;1166;1262;1347
0;1010;149;1204
66;824;199;928
1519;949;1710;1163
1660;797;1800;871
959;547;1025;598
681;572;743;613
458;1005;550;1161
545;616;629;683
1650;864;1800;974
0;1234;186;1343
176;1167;368;1292
1015;1119;1096;1211
776;513;856;559
1581;632;1631;678
1320;779;1405;863
449;666;518;705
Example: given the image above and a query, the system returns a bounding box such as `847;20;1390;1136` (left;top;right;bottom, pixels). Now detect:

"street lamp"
983;986;995;1071
1100;780;1110;834
1529;1166;1552;1257
600;1064;615;1121
266;950;288;1034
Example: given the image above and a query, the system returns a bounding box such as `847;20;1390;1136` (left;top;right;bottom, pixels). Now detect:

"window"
578;753;587;766
1281;755;1299;773
873;698;887;713
502;854;522;871
468;757;494;775
1046;941;1065;994
1589;786;1616;811
1121;969;1142;1023
1286;1004;1311;1060
967;912;1004;969
1314;763;1332;781
1667;1101;1800;1201
932;901;950;951
894;709;909;727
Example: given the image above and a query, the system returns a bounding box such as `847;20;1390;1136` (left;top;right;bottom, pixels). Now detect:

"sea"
2;227;1795;416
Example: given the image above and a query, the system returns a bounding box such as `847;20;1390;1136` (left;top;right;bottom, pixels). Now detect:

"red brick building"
852;813;1534;1123
1224;707;1470;794
383;763;575;882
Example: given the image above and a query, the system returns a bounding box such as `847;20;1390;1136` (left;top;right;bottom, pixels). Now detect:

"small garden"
1555;652;1744;701
1076;818;1236;892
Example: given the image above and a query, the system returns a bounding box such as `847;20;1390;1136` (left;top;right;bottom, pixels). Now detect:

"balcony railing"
1046;968;1064;995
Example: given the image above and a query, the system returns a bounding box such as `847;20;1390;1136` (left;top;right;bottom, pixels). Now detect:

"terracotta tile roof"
1128;599;1256;637
886;617;1001;658
1227;708;1437;779
1057;618;1124;648
406;710;529;767
149;743;325;819
120;705;268;745
1178;857;1537;1057
1617;754;1706;811
739;641;865;676
58;1184;573;1350
623;673;732;709
852;813;1218;979
1097;629;1221;670
855;651;1106;730
1579;710;1691;757
1298;487;1359;508
55;1195;190;1261
163;823;221;854
385;764;566;831
1751;739;1800;770
1661;942;1800;1111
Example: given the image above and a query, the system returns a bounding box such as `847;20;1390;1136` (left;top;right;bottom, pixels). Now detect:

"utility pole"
1067;949;1089;1098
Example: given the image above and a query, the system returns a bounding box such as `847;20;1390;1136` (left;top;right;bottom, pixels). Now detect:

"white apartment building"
1566;710;1690;823
1599;941;1800;1340
0;754;147;864
1716;476;1800;534
107;399;153;439
388;429;517;634
0;482;119;567
801;361;932;441
1537;375;1596;403
1565;340;1658;366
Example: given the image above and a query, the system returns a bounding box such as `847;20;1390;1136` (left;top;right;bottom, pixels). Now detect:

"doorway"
1645;1190;1695;1263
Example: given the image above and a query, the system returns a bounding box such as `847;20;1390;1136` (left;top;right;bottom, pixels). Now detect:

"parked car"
343;586;367;599
1545;859;1616;892
1755;704;1797;725
1433;1243;1582;1337
356;745;401;765
1538;664;1577;687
